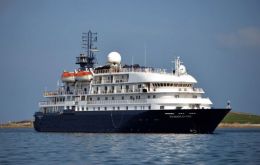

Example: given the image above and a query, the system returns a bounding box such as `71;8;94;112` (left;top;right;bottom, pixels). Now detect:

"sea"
0;128;259;165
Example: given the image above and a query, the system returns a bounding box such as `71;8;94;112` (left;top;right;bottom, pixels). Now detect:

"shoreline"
1;122;260;129
0;121;33;129
218;123;260;128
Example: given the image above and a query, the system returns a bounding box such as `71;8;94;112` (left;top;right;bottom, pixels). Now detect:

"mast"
175;56;181;76
76;30;98;70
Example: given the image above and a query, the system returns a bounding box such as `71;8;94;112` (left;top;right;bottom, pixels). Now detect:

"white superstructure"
39;52;212;114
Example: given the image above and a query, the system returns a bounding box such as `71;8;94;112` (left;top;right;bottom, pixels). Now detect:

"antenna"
144;43;147;67
76;30;98;70
131;56;134;71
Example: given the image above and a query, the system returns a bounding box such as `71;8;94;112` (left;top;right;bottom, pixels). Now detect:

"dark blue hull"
34;109;230;133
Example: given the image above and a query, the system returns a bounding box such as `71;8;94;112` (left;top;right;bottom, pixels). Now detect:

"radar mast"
76;30;98;70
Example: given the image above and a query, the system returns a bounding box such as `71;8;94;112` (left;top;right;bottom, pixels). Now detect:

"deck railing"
39;99;148;107
94;67;168;74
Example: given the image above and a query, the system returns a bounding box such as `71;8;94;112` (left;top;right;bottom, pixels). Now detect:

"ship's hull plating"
34;109;230;133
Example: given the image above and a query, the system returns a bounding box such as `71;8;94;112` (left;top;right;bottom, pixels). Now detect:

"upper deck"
93;67;197;84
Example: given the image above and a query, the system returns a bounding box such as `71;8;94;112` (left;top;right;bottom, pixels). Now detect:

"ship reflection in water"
2;128;259;164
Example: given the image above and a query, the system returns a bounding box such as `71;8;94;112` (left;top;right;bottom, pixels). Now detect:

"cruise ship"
34;31;231;133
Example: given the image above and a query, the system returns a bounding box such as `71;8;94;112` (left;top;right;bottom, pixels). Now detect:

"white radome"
179;65;187;74
107;51;121;64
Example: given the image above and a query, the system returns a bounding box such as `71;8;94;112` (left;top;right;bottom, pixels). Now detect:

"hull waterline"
34;108;230;134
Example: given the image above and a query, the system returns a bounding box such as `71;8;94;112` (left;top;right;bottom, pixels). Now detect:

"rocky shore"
0;120;33;128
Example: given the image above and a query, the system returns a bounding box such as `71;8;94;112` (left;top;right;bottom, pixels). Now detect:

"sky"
0;0;260;123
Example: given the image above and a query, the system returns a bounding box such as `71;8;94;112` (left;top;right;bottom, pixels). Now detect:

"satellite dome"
179;65;187;74
107;51;121;64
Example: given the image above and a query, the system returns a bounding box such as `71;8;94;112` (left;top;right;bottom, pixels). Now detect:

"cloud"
217;27;260;48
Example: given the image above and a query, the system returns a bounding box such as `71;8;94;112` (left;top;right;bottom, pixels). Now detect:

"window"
89;97;92;101
117;107;120;110
126;106;128;110
160;106;164;110
148;95;150;99
148;106;151;110
122;96;124;100
153;95;156;98
97;97;100;100
104;107;107;111
105;97;108;100
93;107;95;111
98;107;100;111
112;97;114;100
113;107;115;110
135;106;137;110
175;95;179;98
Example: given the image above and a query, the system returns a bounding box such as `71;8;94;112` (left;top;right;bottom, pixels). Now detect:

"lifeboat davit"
61;71;75;82
75;71;93;81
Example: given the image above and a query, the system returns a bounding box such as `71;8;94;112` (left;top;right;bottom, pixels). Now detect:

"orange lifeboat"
61;71;75;82
75;71;93;81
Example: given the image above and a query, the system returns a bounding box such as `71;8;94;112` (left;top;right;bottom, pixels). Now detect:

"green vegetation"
222;112;260;124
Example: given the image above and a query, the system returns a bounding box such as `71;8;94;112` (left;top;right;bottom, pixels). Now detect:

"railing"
39;99;147;106
39;101;75;106
87;99;147;105
94;67;168;74
43;90;88;97
193;88;204;93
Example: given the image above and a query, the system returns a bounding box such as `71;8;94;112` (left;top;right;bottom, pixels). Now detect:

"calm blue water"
0;128;260;165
